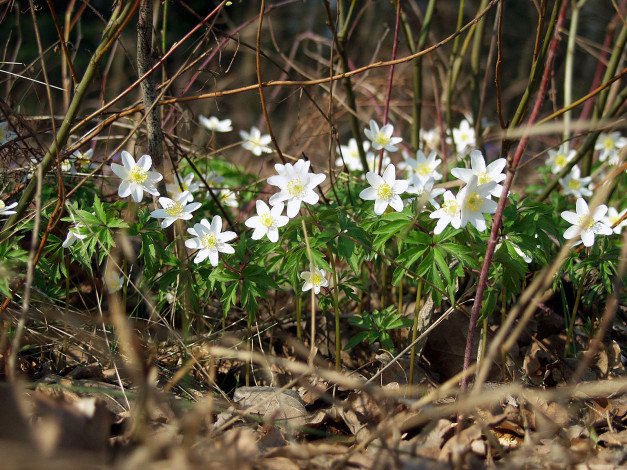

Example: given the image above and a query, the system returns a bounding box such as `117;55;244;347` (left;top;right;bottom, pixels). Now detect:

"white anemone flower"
421;128;440;152
0;199;18;216
559;165;592;198
595;132;626;165
150;191;201;228
111;150;162;202
72;149;95;171
359;164;409;215
245;200;289;242
336;138;374;172
240;126;272;156
602;206;627;235
61;159;73;173
0;121;17;145
185;216;236;266
449;119;476;152
430;190;462;234
561;198;612;247
406;176;445;209
451;150;506;198
199;115;232;133
104;272;125;294
167;173;201;203
300;266;329;295
364;120;402;152
401;149;443;184
267;159;326;218
219;189;238;208
458;175;498;232
546;144;576;174
62;223;88;248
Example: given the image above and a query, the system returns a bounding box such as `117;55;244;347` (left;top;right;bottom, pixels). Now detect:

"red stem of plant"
378;0;401;175
460;0;570;393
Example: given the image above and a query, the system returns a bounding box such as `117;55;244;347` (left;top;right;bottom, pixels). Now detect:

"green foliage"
345;306;412;353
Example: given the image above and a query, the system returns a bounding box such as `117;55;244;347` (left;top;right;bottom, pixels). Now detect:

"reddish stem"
460;0;570;393
378;0;401;175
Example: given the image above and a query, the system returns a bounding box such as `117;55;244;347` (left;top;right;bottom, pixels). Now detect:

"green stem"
563;1;586;142
329;248;342;371
296;295;302;340
409;280;423;386
445;0;466;125
565;264;588;356
501;288;507;380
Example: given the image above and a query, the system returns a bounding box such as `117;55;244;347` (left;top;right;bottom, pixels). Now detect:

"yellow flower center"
568;179;581;190
0;128;5;140
465;192;483;211
555;155;568;168
260;213;274;227
179;182;189;191
375;132;389;147
0;201;5;210
108;278;121;291
165;201;183;217
287;178;305;197
61;160;72;172
311;273;324;286
603;138;615;151
460;131;470;142
129;166;148;184
376;183;392;200
201;233;218;250
577;215;594;230
609;215;619;224
443;199;460;216
415;163;430;176
477;171;491;185
76;152;90;166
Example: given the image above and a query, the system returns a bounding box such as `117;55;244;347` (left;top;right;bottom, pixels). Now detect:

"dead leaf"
234;386;307;429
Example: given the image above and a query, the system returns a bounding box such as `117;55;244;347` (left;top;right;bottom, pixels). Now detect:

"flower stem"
565;264;588;356
328;247;342;371
409;279;423;386
296;295;302;340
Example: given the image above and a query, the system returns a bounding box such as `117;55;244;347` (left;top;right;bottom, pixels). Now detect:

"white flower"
72;149;95;171
199;115;232;132
110;150;162;202
300;266;329;295
167;173;201;203
61;159;73;173
185;216;236;266
0;199;18;216
421;128;440;152
602;206;627;235
451;150;506;198
595;132;626;165
561;198;612;247
245;200;289;242
267;159;326;218
62;223;88;248
559;165;592;198
458;175;498;232
546;144;576;174
401;150;443;184
0;121;17;145
449;119;476;153
240;126;272;156
364;120;403;152
104;272;125;294
407;176;445;209
150;191;201;228
359;164;409;215
336;138;374;171
219;189;238;208
430;190;462;234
